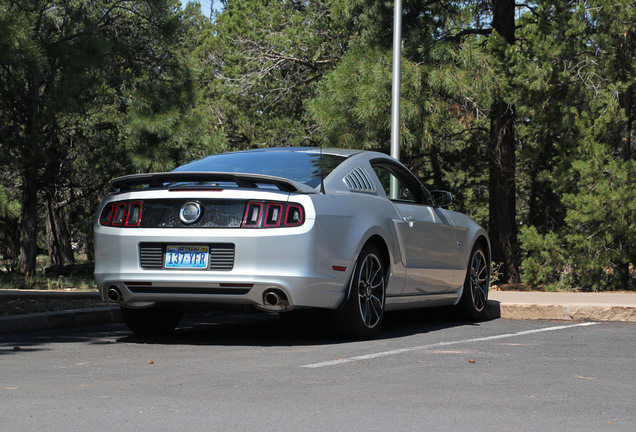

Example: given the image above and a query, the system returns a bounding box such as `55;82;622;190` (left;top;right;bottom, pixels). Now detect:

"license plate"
165;245;209;269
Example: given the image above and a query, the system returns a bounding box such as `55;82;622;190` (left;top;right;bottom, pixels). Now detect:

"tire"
120;305;182;336
458;244;490;321
333;244;386;339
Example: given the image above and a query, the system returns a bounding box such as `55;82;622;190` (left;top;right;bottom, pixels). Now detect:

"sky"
180;0;218;16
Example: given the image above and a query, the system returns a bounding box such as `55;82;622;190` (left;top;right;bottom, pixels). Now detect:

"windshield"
174;150;346;189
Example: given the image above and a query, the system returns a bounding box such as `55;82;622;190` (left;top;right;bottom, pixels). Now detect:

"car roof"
109;147;399;194
219;147;366;158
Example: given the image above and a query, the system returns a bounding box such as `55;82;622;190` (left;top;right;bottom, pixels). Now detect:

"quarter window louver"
344;167;377;193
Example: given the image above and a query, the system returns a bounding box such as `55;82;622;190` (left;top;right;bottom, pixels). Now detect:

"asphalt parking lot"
1;312;634;431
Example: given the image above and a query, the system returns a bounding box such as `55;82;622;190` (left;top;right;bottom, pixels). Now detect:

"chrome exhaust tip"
107;286;122;303
263;289;289;308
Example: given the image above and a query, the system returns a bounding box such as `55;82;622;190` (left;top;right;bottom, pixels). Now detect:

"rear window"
175;150;346;188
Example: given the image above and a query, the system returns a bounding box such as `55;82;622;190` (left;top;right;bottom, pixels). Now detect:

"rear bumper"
94;224;354;310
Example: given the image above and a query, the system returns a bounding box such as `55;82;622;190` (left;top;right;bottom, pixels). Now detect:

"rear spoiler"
110;171;306;193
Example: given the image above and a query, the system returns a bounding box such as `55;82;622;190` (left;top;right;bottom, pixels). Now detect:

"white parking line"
301;322;598;368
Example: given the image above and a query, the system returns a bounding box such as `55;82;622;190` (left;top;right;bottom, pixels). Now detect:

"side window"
372;165;420;204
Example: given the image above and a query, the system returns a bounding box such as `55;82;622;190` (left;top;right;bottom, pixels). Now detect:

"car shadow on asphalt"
113;305;498;347
0;305;500;353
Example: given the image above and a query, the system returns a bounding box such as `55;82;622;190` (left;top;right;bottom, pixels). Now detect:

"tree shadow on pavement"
0;323;130;356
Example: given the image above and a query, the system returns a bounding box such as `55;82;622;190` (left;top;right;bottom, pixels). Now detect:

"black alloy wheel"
458;244;490;320
333;243;386;339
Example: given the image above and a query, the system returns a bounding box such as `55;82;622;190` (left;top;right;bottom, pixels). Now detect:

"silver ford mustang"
94;147;490;338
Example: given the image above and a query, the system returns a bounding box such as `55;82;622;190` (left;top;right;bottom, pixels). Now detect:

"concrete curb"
500;304;636;322
0;306;122;334
0;289;101;299
0;290;122;334
488;291;636;323
1;290;635;334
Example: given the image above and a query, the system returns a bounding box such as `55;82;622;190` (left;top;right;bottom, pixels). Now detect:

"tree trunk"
489;0;520;283
617;28;633;290
84;230;96;261
45;195;75;267
489;99;520;282
20;166;39;275
618;26;633;161
21;67;42;275
1;217;21;262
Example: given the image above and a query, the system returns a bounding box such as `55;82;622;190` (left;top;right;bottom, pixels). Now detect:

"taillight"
100;201;143;227
112;203;126;226
99;204;114;225
242;201;305;228
264;203;283;227
285;204;304;226
125;202;143;227
243;202;263;227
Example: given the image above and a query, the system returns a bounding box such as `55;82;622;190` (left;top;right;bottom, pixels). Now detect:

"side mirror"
431;190;453;208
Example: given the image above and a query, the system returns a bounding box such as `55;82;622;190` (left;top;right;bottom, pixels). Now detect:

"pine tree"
517;0;635;291
198;0;347;149
0;0;189;272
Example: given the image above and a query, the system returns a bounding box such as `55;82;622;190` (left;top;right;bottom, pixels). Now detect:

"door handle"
402;216;415;227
